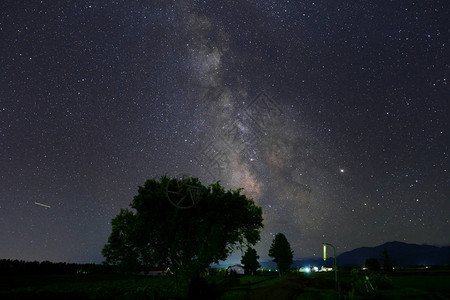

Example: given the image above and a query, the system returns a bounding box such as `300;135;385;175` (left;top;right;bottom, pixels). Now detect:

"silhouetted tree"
241;247;261;275
382;249;393;273
365;258;380;271
102;176;263;279
268;233;293;275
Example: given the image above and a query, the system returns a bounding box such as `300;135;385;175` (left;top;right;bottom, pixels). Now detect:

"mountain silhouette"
336;241;450;267
217;241;450;269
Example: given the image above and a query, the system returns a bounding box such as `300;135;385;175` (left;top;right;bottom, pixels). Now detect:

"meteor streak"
34;202;51;208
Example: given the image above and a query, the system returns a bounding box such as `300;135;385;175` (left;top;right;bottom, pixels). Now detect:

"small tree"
268;233;293;275
382;249;393;273
241;247;260;275
365;258;380;271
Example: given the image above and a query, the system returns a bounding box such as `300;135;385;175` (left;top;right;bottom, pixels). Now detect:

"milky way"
0;0;448;263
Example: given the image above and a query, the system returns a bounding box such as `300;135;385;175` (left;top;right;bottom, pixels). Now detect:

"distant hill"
336;241;450;267
213;241;450;269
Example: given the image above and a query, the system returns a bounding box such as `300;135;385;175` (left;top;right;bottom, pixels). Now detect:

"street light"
323;242;338;290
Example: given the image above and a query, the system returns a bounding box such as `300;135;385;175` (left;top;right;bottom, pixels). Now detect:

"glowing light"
340;169;344;173
299;266;312;273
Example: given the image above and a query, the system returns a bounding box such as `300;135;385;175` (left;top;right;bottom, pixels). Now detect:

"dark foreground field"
1;269;449;299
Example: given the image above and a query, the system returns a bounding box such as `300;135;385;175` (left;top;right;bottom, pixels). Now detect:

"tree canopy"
102;175;263;277
268;233;293;275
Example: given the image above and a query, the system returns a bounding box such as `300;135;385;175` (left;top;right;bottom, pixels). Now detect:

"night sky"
1;1;448;264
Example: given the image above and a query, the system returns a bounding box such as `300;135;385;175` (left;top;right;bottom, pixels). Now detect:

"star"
0;0;447;264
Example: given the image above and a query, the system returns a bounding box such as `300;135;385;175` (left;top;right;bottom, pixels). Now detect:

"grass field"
0;274;188;299
1;269;449;299
378;271;450;299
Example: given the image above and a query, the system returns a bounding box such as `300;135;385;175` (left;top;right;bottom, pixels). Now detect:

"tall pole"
323;243;338;290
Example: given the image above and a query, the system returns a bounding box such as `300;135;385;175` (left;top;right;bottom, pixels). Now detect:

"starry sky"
1;1;448;264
